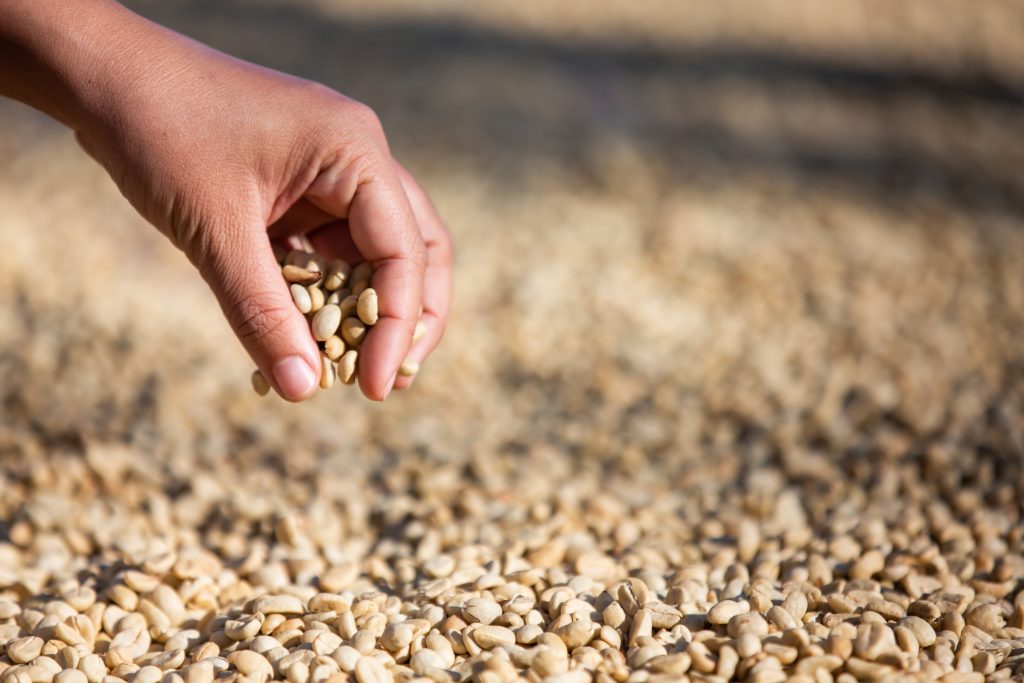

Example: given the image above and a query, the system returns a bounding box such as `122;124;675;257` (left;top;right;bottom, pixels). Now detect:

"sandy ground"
1;2;1023;681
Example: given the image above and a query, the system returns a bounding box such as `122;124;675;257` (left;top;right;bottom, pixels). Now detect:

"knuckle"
345;101;386;143
435;226;454;265
302;80;337;100
411;232;429;263
176;220;215;264
225;291;293;347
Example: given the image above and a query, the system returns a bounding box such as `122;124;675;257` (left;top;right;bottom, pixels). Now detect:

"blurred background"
1;0;1023;581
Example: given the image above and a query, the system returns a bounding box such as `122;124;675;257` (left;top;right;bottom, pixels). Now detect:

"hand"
1;1;452;402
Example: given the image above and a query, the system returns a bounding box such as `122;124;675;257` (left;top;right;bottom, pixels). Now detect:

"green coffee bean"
341;317;366;348
356;289;378;325
282;265;322;286
319;355;336;389
323;260;352;291
311;305;342;342
290;284;312;314
251;370;271;397
338;350;357;385
307;285;325;313
324;336;345;361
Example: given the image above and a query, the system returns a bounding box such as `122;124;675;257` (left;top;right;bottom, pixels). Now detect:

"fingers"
391;162;453;390
260;101;447;400
349;176;425;401
197;219;321;401
300;159;450;394
304;107;425;401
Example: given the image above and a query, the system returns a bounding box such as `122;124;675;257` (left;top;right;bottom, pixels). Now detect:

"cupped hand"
71;15;451;402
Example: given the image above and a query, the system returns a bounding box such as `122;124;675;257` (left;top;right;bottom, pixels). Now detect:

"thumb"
196;222;321;401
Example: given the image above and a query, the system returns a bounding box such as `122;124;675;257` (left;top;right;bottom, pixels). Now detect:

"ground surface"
1;2;1023;682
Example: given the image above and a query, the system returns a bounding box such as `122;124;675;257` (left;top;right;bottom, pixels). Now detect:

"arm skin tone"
0;0;451;401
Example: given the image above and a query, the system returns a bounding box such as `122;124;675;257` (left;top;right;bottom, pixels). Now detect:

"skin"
0;0;452;401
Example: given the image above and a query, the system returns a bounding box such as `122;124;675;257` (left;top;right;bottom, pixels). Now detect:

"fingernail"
382;370;399;401
272;356;317;400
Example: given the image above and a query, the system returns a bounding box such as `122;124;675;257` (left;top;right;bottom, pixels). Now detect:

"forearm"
0;0;163;133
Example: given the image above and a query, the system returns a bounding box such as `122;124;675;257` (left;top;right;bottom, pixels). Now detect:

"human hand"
2;1;451;402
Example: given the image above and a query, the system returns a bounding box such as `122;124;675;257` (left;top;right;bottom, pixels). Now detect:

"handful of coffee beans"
251;247;421;397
